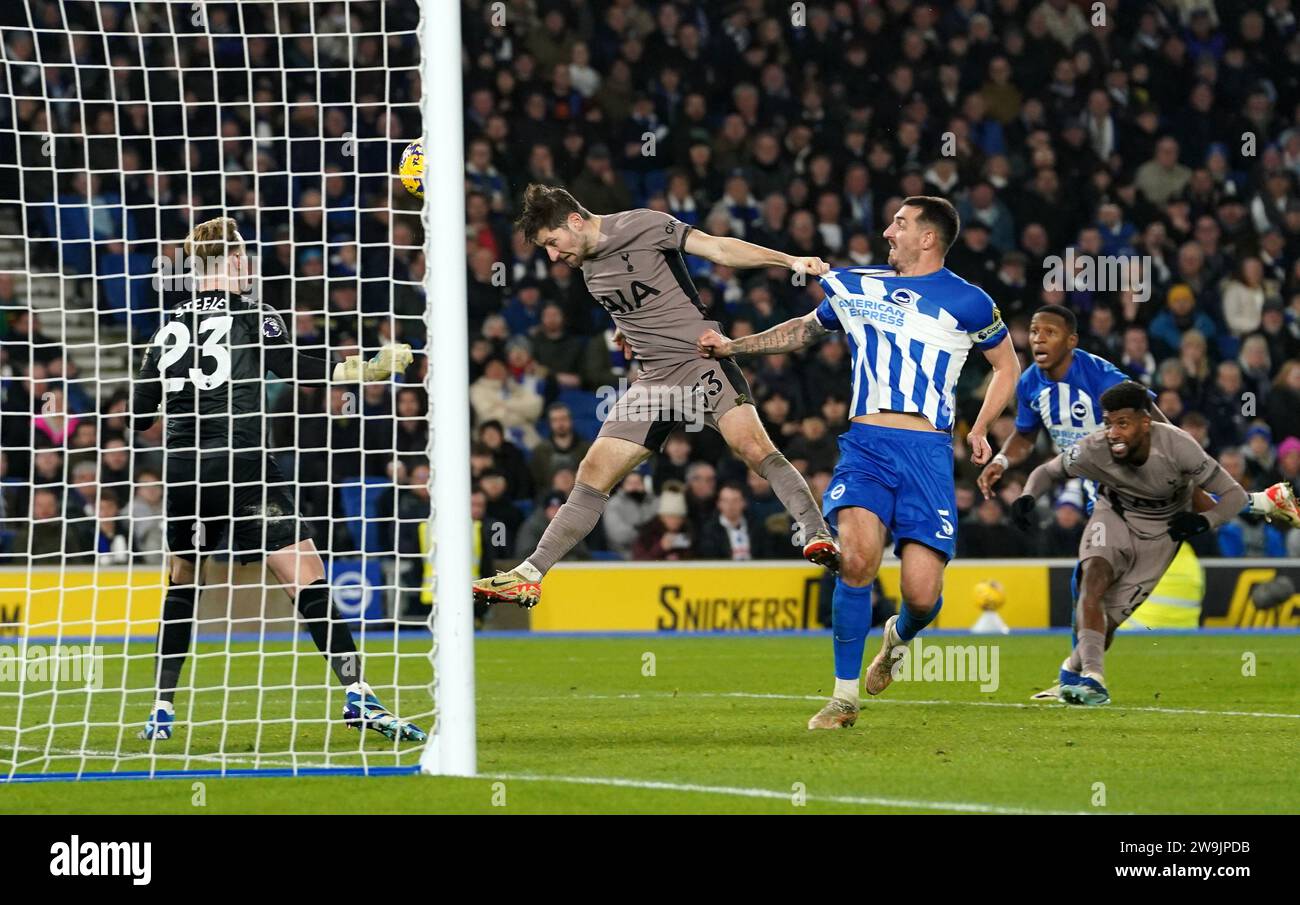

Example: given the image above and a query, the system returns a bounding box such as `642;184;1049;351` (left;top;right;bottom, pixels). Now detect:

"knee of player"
839;549;877;586
899;577;942;611
743;442;778;472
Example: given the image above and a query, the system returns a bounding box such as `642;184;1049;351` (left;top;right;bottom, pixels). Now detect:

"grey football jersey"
1063;422;1232;535
580;209;721;368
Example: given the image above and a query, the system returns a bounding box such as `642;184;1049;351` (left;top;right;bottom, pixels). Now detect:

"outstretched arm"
979;428;1037;499
261;306;411;382
1010;452;1068;531
683;228;828;276
698;310;829;359
1022;453;1068;501
967;335;1020;466
263;343;331;381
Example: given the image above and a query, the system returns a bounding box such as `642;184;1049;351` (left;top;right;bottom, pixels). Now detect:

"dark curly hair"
514;184;592;242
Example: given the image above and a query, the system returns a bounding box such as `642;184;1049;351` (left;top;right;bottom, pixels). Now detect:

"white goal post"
420;0;475;778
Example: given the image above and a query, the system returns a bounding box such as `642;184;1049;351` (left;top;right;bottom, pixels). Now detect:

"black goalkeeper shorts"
164;453;310;563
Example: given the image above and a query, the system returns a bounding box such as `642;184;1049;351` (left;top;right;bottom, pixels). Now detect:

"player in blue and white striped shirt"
699;196;1020;730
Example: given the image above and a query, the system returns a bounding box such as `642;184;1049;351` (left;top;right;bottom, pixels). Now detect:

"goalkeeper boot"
1029;660;1081;702
1058;672;1109;706
472;567;542;609
864;614;908;696
807;696;859;730
343;682;428;742
802;530;841;573
1032;658;1078;701
138;700;174;741
1259;482;1300;529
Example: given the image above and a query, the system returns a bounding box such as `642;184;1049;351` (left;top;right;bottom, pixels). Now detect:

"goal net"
0;0;474;781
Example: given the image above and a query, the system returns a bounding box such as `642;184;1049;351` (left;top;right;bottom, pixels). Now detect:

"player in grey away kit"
1013;381;1248;705
133;216;424;742
474;185;840;609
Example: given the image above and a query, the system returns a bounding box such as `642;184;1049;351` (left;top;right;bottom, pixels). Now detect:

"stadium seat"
337;476;391;553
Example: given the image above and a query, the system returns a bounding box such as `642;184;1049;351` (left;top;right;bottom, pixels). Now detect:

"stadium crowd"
459;0;1300;566
2;1;1300;609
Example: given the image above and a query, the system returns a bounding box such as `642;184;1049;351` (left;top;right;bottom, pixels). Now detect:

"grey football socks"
757;451;828;540
1076;628;1106;677
527;481;610;576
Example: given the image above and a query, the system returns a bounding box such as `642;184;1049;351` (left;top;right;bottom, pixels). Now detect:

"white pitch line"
551;690;1300;720
487;771;1097;815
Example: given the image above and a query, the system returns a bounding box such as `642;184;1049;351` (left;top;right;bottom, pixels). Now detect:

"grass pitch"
1;632;1296;814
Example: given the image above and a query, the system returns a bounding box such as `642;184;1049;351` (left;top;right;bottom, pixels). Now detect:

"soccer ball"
972;580;1006;611
398;139;424;199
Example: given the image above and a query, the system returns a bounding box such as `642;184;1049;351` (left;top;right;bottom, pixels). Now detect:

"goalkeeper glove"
332;343;413;382
1167;511;1210;542
1010;494;1037;531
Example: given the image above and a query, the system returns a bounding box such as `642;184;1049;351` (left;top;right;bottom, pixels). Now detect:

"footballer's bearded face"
883;205;915;270
1028;313;1077;370
883;205;926;272
536;215;588;268
1102;407;1152;463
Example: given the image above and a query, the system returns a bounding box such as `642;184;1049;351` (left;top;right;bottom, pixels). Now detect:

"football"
972;579;1006;611
398;139;424;199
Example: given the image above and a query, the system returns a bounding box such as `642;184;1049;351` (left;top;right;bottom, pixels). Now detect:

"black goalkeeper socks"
295;578;362;686
155;583;198;705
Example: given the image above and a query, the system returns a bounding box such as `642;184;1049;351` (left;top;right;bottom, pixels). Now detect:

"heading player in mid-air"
1013;381;1250;704
133;216;424;743
980;304;1299;698
473;185;841;609
699;196;1020;730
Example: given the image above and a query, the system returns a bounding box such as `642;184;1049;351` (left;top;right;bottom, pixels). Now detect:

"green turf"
1;633;1297;814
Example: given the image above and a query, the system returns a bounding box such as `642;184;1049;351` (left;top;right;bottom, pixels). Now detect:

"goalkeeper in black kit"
132;217;425;743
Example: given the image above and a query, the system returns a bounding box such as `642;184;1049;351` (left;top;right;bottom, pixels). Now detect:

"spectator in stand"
1149;284;1218;361
604;471;657;557
126;468;164;561
531;302;584;389
959;496;1030;559
470;357;543;450
1222;258;1277;340
694;483;770;561
1277;436;1300;488
632;483;693;562
1039;492;1087;558
1135;137;1193;206
1267;361;1300;442
1120;324;1157;385
478;419;533;502
529;402;590;492
684;461;718;532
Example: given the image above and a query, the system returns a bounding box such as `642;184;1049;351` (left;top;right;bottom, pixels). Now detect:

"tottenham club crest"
262;316;284;339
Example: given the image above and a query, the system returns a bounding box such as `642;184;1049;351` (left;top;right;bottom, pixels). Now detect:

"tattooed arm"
697;311;829;359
